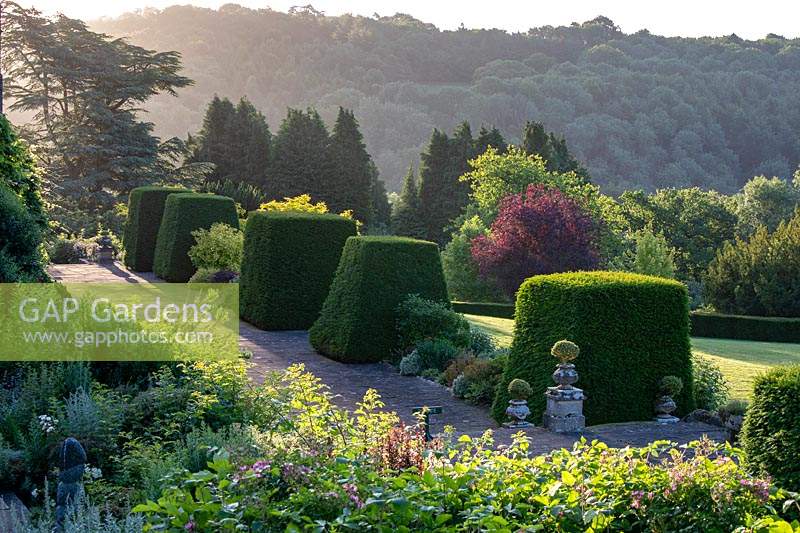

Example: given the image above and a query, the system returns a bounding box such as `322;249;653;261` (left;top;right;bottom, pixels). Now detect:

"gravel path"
48;262;728;451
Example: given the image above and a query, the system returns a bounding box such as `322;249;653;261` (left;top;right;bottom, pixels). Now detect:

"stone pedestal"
543;385;586;433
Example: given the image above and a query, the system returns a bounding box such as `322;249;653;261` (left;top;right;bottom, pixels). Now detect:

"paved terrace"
48;262;727;452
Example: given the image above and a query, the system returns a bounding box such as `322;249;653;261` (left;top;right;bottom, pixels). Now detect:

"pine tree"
391;166;426;238
190;97;271;188
327;107;373;219
475;126;507;155
522;121;553;164
368;162;391;229
268;108;331;202
1;4;191;215
417;129;452;243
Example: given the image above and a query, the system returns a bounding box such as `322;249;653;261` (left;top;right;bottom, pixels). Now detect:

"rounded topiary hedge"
309;236;449;363
123;186;189;272
491;271;694;425
240;211;357;330
741;365;800;491
153;193;239;282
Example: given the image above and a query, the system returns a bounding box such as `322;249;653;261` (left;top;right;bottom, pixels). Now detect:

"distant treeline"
91;7;800;193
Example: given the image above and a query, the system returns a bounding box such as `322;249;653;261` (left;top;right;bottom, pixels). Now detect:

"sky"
18;0;800;40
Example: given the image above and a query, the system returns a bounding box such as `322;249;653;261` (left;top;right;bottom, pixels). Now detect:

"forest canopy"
86;7;800;193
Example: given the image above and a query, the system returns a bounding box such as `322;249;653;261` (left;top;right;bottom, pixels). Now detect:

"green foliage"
631;227;677;278
201;179;267;212
0;184;46;282
327;107;374;220
153;193;240;282
508;378;532;400
620;188;737;280
705;211;800;317
522;120;586;177
690;311;800;343
692;354;730;411
239;211;357;330
493;271;694;424
451;301;515;319
3;3;191;218
0;115;46;227
449;355;507;405
188;223;244;272
742;365;800;491
659;375;684;397
390;166;426;238
551;339;580;362
310;236;450;363
395;294;471;351
412;339;460;373
189;96;271;188
734;175;800;236
441;215;506;302
123;186;189;272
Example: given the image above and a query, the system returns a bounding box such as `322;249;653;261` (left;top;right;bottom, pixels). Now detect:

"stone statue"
54;437;86;531
543;340;586;433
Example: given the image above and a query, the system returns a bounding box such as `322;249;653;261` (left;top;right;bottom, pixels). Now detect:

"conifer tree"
327;107;373;219
368;162;392;229
190;96;271;188
522;121;553;164
268;108;331;202
391;166;426;238
475;126;507;155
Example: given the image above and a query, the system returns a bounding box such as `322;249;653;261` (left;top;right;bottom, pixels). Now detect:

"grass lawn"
464;314;800;400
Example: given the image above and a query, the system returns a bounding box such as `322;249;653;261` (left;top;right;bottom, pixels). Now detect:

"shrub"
704;212;800;317
48;236;98;264
239;211;357;330
414;339;460;372
508;378;532;400
451;374;470;398
451;301;515;319
692;354;729;411
398;352;421;376
123;186;189;272
0;184;46;282
468;330;495;356
202;178;266;212
442;356;474;386
461;357;506;404
188;223;243;272
309;236;449;363
396;294;471;351
492;271;694;425
471;184;600;298
690;311;800;343
441;215;505;302
153;193;239;282
741;365;800;491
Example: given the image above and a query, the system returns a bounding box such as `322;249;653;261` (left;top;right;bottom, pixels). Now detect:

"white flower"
37;414;58;434
31;488;39;498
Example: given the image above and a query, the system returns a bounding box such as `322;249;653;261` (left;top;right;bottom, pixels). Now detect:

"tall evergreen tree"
327;107;373;219
522;121;586;177
190;96;271;188
268;108;331;202
391;166;426;238
1;3;191;215
475;126;507;155
368;162;392;229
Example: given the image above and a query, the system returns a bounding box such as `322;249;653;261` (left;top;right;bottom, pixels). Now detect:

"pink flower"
342;483;364;509
185;520;195;531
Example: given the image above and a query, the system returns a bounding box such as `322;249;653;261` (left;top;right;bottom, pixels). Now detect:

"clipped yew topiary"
240;211;357;330
309;236;449;363
741;365;800;491
153;193;239;282
123;186;189;271
491;271;694;425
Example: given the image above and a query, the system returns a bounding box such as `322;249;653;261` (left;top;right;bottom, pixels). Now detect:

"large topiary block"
741;365;800;491
491;271;694;425
153;193;239;282
240;211;357;330
309;236;449;363
123;186;189;272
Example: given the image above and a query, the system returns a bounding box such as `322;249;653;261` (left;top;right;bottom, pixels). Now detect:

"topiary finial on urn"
551;340;580;389
504;378;532;428
551;339;580;363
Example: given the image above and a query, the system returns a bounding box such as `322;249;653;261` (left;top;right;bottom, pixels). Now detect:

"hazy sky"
19;0;800;40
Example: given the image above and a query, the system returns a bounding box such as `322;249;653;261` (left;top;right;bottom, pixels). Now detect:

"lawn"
464;314;800;400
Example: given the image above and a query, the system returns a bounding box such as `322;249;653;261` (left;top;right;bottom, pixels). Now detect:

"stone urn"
504;378;533;428
654;376;682;424
543;340;586;433
553;362;579;389
505;399;531;428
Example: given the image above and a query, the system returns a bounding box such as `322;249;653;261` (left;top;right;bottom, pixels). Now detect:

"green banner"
0;283;239;361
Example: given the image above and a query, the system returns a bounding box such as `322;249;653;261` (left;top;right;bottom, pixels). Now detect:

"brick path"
48;262;728;451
